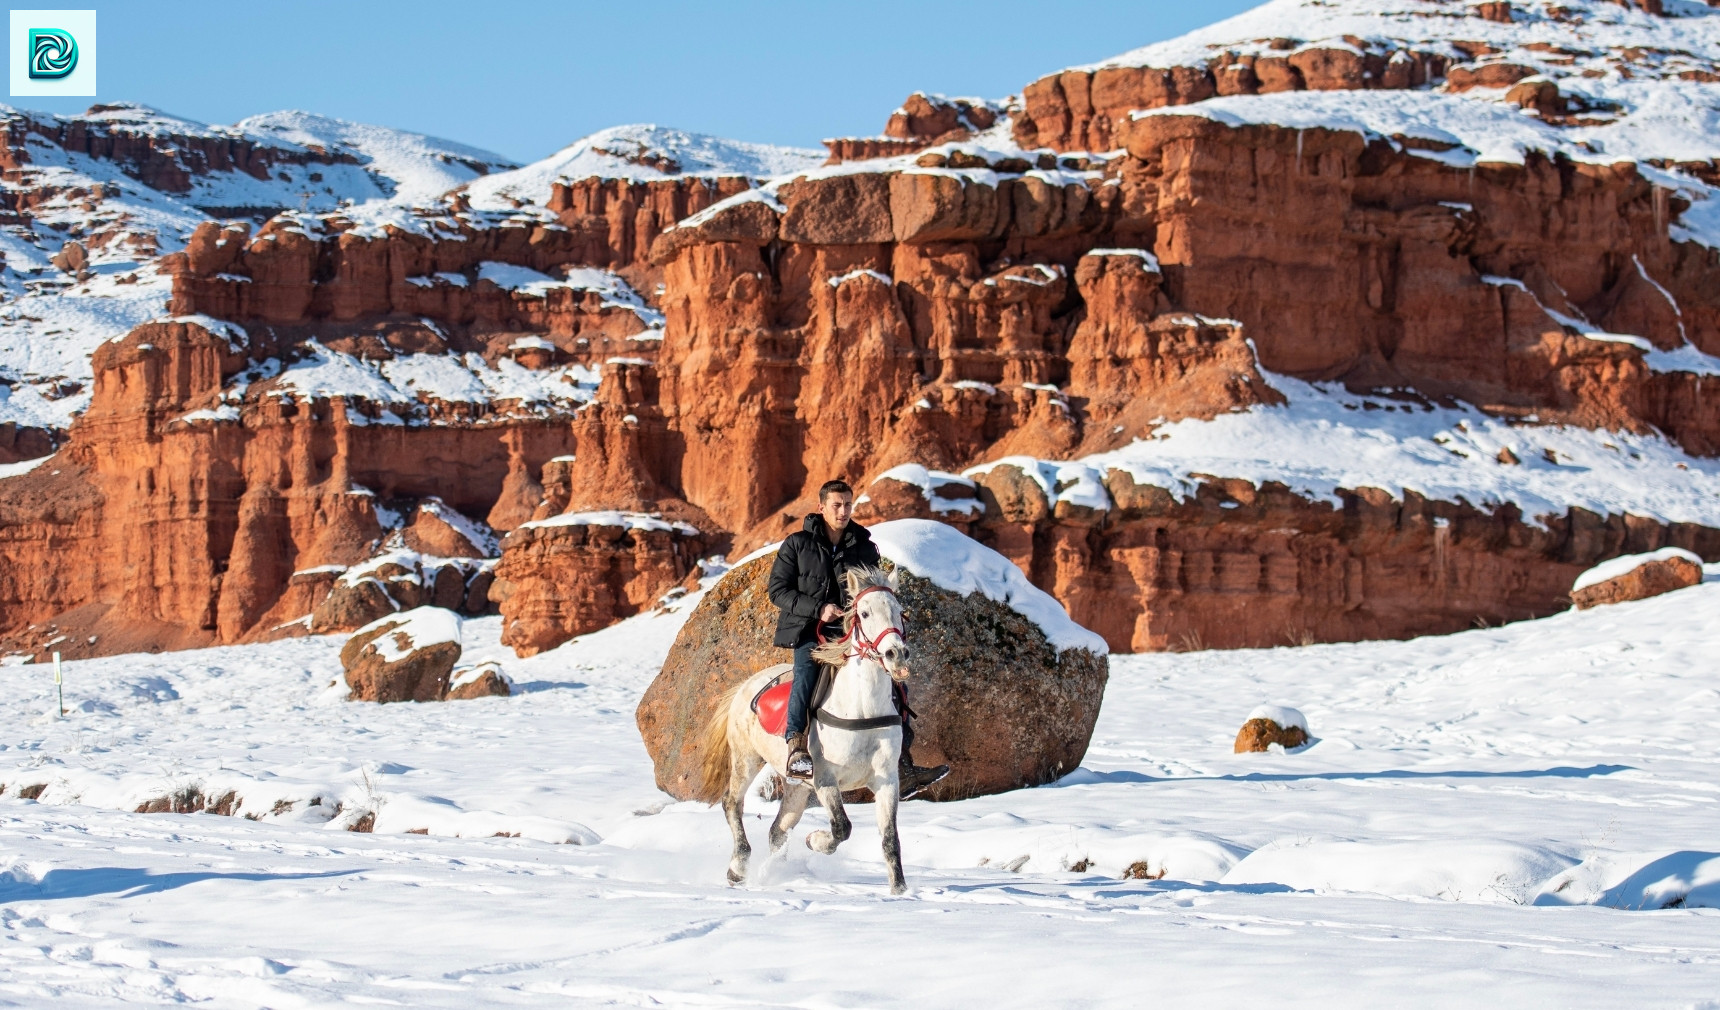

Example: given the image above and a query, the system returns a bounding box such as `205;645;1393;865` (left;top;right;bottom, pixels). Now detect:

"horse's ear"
886;568;900;591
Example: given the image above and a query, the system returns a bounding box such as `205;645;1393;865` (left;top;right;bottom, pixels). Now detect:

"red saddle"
753;680;792;736
752;672;911;737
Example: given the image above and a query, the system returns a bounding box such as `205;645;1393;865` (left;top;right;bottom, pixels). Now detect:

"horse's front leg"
723;752;763;884
804;741;852;855
872;777;905;895
805;782;850;854
769;782;813;852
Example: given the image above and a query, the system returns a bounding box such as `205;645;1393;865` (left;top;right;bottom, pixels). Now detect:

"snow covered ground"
3;561;1720;1006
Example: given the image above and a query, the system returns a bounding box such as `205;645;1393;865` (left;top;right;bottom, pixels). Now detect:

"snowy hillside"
0;103;519;438
464;123;825;210
3;564;1719;1003
235;109;518;207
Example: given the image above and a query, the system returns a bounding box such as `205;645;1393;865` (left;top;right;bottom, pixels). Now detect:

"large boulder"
1571;548;1703;610
637;518;1109;802
341;607;464;703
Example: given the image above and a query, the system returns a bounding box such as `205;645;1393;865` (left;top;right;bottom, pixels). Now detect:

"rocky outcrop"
1570;547;1704;609
340;606;463;703
447;660;511;700
7;5;1720;663
494;512;710;657
1235;719;1309;753
858;464;1720;653
1013;44;1451;153
0;316;565;661
0;104;360;204
822;92;1005;164
0;422;61;464
310;551;495;635
637;529;1108;802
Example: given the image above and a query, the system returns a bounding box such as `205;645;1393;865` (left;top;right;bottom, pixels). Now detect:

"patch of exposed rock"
1571;548;1704;609
1234;705;1310;753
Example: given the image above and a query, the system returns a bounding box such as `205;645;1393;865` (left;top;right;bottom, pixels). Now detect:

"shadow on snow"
1054;764;1632;786
1;866;360;901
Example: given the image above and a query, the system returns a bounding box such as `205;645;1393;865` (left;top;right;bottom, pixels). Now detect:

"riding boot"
898;756;949;800
893;693;948;799
785;732;814;781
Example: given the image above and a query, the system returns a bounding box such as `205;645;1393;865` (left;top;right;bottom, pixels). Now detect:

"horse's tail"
694;683;742;805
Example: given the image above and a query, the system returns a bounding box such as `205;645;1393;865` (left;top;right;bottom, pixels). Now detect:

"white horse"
698;567;911;894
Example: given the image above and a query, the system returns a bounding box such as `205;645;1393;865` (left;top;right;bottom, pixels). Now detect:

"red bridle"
817;585;906;664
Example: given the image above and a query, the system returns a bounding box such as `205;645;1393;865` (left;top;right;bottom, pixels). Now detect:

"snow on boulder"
446;660;512;701
638;518;1109;802
340;606;464;703
1234;704;1309;753
1570;548;1703;610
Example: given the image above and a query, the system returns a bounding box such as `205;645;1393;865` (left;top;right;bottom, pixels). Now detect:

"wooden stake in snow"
53;651;63;717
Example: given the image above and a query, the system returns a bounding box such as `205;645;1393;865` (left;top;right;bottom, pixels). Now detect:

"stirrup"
785;737;814;781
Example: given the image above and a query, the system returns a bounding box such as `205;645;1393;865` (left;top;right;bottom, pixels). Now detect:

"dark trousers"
786;638;820;738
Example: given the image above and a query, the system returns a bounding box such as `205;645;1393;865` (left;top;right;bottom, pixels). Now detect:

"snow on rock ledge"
639;520;1109;802
1571;547;1703;610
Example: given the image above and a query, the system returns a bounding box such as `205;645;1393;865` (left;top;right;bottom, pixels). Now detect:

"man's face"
820;492;854;532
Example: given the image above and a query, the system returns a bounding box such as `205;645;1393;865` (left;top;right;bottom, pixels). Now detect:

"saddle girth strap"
814;708;901;731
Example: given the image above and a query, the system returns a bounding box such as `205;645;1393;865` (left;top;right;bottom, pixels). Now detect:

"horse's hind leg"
804;783;851;855
723;749;764;885
872;778;906;894
768;783;812;853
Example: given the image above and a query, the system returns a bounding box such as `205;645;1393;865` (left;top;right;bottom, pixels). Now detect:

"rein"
816;585;906;665
813;584;906;732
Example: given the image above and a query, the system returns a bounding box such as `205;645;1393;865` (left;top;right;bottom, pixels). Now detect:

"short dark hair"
818;479;854;502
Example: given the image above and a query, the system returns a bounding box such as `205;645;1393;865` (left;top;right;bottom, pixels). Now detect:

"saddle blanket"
749;663;794;736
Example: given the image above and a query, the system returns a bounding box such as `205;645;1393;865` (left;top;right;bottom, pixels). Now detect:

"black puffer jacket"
767;515;882;648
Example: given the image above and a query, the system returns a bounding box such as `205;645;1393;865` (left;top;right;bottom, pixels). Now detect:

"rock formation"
1235;719;1310;753
494;511;710;657
4;0;1720;661
341;606;464;703
447;660;512;700
638;520;1109;801
1570;547;1704;609
1235;705;1311;753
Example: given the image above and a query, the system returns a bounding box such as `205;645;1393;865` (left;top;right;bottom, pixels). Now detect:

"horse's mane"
810;566;898;667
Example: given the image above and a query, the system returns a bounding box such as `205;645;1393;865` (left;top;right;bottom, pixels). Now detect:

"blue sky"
16;1;1262;163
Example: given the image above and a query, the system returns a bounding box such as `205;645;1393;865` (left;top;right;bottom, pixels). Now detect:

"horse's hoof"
889;882;907;896
806;830;835;854
727;868;745;885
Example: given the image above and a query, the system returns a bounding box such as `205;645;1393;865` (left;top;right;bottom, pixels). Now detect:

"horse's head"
844;566;910;678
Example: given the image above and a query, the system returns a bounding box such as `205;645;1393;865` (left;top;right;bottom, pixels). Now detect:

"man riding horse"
767;479;949;797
